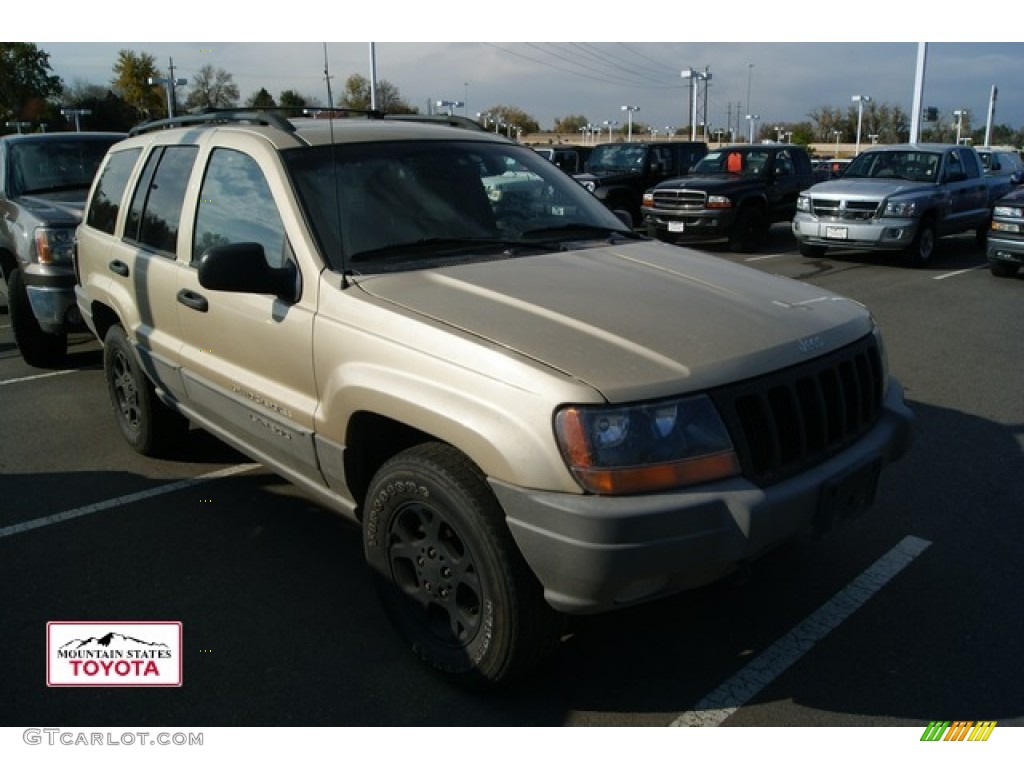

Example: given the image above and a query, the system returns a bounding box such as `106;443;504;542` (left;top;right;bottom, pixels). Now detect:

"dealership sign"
47;622;183;687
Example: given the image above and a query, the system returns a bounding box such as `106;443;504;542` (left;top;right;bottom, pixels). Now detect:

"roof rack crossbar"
129;109;297;137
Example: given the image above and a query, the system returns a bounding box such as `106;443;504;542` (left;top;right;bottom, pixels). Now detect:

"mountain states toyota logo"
47;622;183;687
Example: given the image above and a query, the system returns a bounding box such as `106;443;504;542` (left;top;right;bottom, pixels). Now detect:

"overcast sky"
27;4;1024;137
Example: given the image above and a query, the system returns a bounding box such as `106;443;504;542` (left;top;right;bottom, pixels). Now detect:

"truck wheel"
799;243;828;258
728;207;767;253
990;261;1019;278
103;324;188;456
904;219;936;267
363;443;565;685
8;268;66;368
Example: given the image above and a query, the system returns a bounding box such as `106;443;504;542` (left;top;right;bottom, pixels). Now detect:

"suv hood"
574;170;637;186
653;174;762;193
356;241;872;402
808;178;928;198
14;193;87;225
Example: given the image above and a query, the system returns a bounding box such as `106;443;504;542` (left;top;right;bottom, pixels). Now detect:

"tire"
989;260;1020;278
363;443;565;685
728;206;768;253
904;219;936;267
8;267;66;368
976;217;991;248
103;324;188;456
799;243;828;258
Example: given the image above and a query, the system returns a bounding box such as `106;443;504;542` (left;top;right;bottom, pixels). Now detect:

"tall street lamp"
61;108;92;132
603;120;618;141
953;109;966;144
621;105;639;142
833;129;842;157
148;74;187;118
852;94;871;155
436;99;464;116
476;112;491;129
745;114;759;143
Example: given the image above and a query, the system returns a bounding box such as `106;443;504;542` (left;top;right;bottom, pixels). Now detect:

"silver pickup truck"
793;143;996;267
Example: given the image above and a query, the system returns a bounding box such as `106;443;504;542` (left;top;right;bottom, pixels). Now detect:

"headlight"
707;195;732;209
993;205;1024;218
796;195;811;213
642;192;654;208
554;394;740;494
34;227;77;265
883;199;919;217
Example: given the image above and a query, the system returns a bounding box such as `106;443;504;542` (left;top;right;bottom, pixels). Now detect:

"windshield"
693;148;771;177
843;150;940;182
9;137;120;196
585;143;649;174
284;139;632;273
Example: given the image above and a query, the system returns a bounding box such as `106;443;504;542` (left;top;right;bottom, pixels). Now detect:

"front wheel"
904;219;936;267
799;242;828;258
8;268;66;368
103;325;188;456
728;207;768;253
363;443;564;685
990;260;1020;278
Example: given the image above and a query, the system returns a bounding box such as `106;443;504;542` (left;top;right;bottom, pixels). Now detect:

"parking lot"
2;226;1023;729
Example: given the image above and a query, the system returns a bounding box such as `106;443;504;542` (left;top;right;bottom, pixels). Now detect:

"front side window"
192;148;287;266
85;148;141;235
125;145;198;257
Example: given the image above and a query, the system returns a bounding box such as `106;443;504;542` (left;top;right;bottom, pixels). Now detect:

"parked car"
573;140;707;226
793;144;998;266
76;111;914;684
975;147;1024;201
642;144;817;252
987;186;1024;277
532;145;592;174
0;131;125;365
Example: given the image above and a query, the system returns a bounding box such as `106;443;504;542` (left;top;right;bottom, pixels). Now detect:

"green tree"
184;64;239;110
246;88;276;108
59;80;136;132
112;50;164;121
0;43;63;129
279;90;309;110
339;73;415;113
553;114;589;133
484;105;539;136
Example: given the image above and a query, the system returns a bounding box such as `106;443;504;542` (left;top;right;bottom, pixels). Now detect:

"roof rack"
129;109;297;137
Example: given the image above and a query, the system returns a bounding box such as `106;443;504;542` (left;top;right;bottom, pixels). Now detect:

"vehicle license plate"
668;221;686;233
825;226;848;240
814;456;882;538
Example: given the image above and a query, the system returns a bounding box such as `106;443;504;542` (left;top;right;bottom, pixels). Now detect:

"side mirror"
197;242;299;302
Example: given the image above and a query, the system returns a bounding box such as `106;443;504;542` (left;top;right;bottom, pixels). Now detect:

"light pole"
665;126;675;141
148;66;187;118
476;112;490;129
774;125;783;142
953;109;966;144
436;99;464;116
852;94;871;155
681;69;711;141
621;105;639;142
868;134;879;145
603;120;618;141
833;129;842;158
6;121;32;134
745;114;759;143
60;108;91;132
746;63;754;126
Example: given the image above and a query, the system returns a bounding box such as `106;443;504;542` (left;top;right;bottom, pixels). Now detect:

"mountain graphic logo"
60;632;170;651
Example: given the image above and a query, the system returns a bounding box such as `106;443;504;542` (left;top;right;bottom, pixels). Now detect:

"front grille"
709;334;884;487
810;198;880;220
651;189;706;210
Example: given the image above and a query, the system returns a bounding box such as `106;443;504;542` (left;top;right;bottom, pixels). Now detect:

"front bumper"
792;214;919;251
22;265;81;333
644;208;737;242
493;378;914;615
987;233;1024;266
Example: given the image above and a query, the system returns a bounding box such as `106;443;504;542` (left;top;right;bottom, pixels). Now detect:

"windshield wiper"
20;183;89;195
518;224;639;243
350;236;562;262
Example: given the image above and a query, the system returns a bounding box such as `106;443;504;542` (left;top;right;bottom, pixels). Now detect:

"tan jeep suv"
75;110;914;684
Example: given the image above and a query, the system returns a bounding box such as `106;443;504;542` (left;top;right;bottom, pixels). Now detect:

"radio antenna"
323;43;350;288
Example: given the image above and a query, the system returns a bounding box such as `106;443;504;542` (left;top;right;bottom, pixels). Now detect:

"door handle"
108;260;130;277
176;288;209;313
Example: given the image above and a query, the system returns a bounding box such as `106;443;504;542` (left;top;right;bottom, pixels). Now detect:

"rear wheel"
103;324;188;455
363;443;565;685
8;267;66;368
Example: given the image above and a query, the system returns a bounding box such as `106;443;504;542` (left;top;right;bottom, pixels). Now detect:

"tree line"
3;43;1022;148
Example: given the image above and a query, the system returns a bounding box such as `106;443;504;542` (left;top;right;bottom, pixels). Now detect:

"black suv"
574;140;706;226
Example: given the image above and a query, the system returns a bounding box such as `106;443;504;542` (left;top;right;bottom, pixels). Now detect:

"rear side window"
125;145;198;257
85;149;141;235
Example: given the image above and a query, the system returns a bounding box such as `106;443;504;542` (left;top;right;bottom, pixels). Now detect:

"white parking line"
0;463;259;540
670;534;932;727
0;369;80;387
745;253;788;262
933;264;986;280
